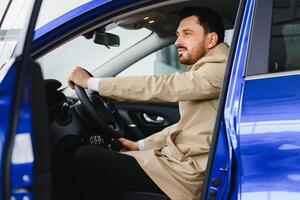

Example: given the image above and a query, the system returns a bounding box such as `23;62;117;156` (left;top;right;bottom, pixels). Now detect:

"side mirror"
93;32;120;47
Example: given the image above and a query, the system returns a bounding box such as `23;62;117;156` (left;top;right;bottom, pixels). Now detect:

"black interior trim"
201;0;246;199
113;191;170;200
114;101;179;140
30;61;52;200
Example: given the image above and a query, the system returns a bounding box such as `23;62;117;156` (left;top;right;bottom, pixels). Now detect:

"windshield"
0;0;33;70
38;24;151;88
36;0;91;29
0;0;10;19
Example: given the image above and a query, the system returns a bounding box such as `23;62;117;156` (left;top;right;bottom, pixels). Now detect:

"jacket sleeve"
98;62;226;102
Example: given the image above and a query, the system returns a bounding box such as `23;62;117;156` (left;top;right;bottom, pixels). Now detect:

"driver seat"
112;191;170;200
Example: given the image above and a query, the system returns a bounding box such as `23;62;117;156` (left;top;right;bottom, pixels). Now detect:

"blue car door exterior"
205;0;300;199
203;0;254;199
0;0;42;199
7;0;300;199
237;0;300;199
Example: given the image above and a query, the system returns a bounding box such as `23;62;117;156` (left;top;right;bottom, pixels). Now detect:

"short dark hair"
180;7;225;44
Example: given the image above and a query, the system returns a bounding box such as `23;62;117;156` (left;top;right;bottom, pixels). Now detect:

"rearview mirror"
93;32;120;47
83;29;120;47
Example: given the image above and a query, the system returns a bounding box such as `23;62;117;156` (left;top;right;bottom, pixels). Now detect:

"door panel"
202;0;253;199
113;101;180;140
237;0;300;199
0;62;18;199
0;0;44;199
238;75;300;199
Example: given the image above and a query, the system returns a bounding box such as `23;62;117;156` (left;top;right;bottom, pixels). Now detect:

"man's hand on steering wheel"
67;67;140;152
67;66;90;89
67;66;123;142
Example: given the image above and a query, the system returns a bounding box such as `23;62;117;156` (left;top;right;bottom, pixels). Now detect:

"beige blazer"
98;43;229;200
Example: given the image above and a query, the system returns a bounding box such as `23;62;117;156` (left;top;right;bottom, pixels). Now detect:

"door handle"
142;113;165;124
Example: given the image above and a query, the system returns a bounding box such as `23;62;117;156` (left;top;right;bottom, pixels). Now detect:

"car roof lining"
114;0;238;37
89;0;238;76
89;0;239;79
34;0;237;59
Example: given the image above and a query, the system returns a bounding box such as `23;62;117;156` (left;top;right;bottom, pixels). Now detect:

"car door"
201;0;252;199
0;0;51;200
204;0;300;199
114;100;180;140
112;45;183;140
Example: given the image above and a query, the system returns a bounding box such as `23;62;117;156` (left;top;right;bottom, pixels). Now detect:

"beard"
178;50;205;65
177;41;206;66
177;47;194;65
178;53;193;65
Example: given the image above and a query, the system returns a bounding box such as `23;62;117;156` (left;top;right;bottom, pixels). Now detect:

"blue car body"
1;0;300;199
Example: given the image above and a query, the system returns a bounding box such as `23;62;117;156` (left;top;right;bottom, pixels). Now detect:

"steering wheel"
73;73;122;139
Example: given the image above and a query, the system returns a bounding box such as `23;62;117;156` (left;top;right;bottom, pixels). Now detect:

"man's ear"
206;32;218;49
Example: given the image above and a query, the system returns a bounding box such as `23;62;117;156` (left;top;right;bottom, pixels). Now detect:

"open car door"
0;0;51;200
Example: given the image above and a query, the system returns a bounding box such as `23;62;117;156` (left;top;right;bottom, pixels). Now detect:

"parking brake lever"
57;102;72;125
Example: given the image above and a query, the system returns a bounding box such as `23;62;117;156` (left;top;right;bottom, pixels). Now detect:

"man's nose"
175;36;182;47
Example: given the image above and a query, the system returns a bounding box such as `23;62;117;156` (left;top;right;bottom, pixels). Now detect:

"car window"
269;0;300;73
117;45;187;77
0;0;33;70
35;0;91;29
0;0;10;19
118;29;233;77
38;25;151;88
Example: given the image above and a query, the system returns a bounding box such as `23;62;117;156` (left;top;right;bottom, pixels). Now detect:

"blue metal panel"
238;74;300;199
222;0;255;198
206;0;255;199
34;0;112;39
0;63;34;200
0;62;17;197
10;73;33;199
1;0;42;198
205;122;231;199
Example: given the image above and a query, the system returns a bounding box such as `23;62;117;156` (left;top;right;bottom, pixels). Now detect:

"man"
67;7;228;200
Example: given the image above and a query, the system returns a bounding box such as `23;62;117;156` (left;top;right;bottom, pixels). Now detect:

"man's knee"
73;145;98;169
72;145;117;172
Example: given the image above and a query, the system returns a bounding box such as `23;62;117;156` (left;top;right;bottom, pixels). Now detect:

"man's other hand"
67;66;91;89
118;138;139;151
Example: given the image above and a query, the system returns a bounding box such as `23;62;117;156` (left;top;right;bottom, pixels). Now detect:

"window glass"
36;0;91;29
38;25;151;88
118;29;233;77
0;0;33;71
0;0;10;19
117;44;187;77
269;0;300;72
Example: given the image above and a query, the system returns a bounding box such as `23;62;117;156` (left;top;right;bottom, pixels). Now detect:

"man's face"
175;15;209;65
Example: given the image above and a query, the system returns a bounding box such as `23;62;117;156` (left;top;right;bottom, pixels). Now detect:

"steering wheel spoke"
74;76;123;140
